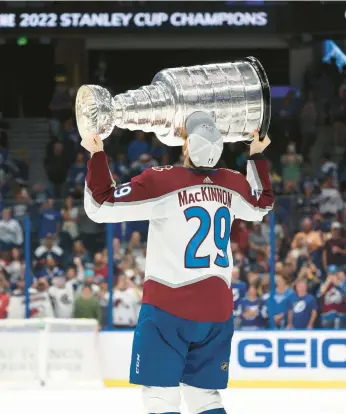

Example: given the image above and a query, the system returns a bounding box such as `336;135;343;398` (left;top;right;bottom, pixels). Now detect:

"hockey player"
82;112;274;414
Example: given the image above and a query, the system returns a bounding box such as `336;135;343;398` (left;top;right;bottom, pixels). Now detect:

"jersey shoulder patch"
130;165;177;198
145;165;179;183
151;165;174;172
145;165;192;197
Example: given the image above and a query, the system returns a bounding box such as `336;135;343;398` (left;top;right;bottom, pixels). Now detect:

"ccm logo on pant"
136;353;140;374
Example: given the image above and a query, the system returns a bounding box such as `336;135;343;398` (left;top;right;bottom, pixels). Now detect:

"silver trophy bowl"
76;57;270;145
75;85;117;141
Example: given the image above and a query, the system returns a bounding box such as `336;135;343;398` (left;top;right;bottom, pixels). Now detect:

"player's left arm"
84;150;158;223
246;132;274;211
231;133;274;222
232;153;274;222
245;152;274;211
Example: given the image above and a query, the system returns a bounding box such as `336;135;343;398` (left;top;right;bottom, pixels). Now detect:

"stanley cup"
76;56;271;146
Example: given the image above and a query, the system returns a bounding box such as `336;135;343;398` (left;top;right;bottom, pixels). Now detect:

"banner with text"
99;330;346;386
0;3;344;36
0;329;344;387
0;6;284;33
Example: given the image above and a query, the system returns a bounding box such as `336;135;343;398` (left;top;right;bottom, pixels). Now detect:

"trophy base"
245;56;271;141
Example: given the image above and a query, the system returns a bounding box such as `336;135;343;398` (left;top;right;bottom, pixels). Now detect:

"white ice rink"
0;388;344;414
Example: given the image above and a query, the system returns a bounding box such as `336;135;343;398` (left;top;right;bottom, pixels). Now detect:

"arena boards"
0;328;344;389
100;330;346;389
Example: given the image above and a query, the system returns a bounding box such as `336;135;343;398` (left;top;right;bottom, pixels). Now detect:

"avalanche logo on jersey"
61;293;73;305
152;166;173;172
325;288;343;305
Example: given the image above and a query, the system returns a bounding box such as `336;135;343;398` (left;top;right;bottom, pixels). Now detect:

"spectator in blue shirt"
235;148;249;171
65;240;92;268
111;153;130;184
127;131;149;163
272;274;294;328
130;153;158;178
113;222;134;245
231;266;247;329
40;198;61;240
67;152;87;192
150;136;168;163
287;279;318;329
239;284;265;330
49;82;73;140
63;117;80;146
130;220;150;244
35;256;63;282
337;270;346;296
31;183;48;208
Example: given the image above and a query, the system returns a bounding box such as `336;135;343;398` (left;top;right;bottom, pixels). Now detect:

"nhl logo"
221;362;228;372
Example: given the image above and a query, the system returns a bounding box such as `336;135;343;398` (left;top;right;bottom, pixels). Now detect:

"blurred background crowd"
0;1;345;331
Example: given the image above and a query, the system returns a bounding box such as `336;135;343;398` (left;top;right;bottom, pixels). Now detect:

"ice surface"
0;388;344;414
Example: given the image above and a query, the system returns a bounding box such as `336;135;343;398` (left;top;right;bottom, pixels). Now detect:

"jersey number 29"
184;206;231;269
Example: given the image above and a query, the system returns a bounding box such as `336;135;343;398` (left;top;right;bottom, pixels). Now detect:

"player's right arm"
82;136;158;223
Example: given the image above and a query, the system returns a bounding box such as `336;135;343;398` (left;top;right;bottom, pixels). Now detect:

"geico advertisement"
229;331;346;380
99;330;346;381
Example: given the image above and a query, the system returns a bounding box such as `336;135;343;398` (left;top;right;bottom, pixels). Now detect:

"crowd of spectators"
0;116;30;213
0;58;345;330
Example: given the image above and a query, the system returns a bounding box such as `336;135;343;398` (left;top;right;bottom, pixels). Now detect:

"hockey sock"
200;409;227;414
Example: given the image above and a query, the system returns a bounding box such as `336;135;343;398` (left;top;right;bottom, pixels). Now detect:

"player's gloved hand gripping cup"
75;57;271;146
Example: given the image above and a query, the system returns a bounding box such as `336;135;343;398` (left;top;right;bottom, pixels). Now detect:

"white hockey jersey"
7;289;54;319
84;152;274;322
105;288;142;327
49;284;75;319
